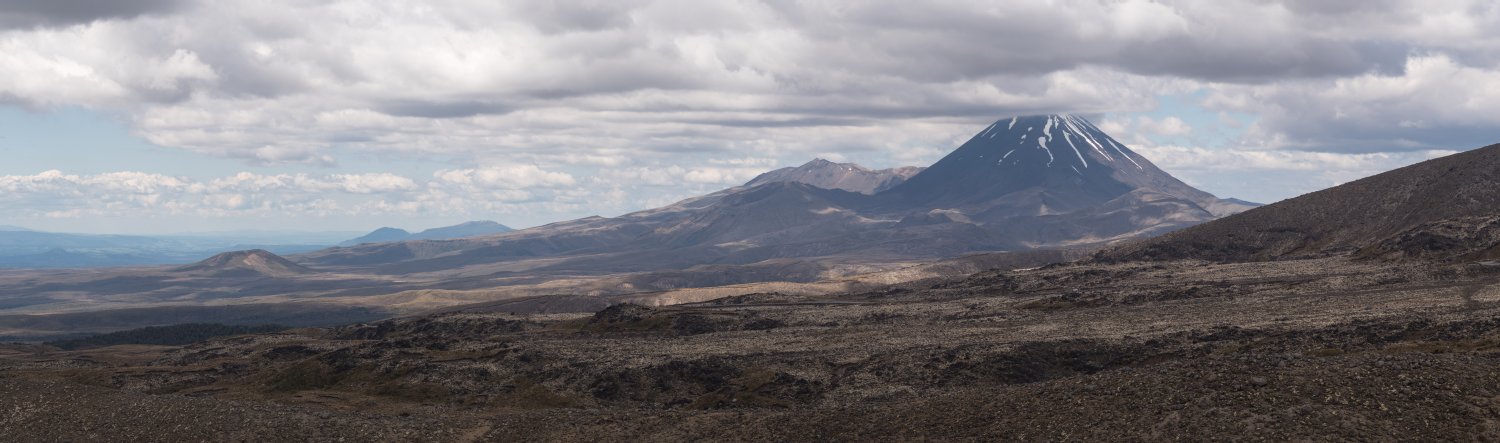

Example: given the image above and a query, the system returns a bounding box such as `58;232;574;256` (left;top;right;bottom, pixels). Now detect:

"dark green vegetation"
45;323;288;350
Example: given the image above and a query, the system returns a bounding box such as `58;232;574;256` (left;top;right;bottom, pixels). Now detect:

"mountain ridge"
746;159;924;194
338;221;513;246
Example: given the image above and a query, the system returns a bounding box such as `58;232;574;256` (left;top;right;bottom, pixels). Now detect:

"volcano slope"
8;141;1500;440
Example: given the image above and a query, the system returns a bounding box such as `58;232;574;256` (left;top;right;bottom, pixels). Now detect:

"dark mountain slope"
1101;143;1500;262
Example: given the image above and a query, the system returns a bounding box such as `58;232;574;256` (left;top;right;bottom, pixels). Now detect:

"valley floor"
5;255;1500;441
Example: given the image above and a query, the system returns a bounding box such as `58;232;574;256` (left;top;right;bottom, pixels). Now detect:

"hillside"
1101;143;1500;262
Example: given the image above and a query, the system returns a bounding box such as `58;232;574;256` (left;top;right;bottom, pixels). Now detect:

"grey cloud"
376;100;513;119
690;117;868;128
1109;37;1377;83
507;0;639;34
781;1;1416;85
0;0;186;29
1273;0;1405;16
1265;118;1500;153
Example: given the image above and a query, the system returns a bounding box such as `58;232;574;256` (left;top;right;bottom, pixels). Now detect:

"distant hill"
1099;142;1500;263
410;221;514;240
339;227;412;246
173;250;315;277
746;159;924;194
338;221;513;246
0;225;32;232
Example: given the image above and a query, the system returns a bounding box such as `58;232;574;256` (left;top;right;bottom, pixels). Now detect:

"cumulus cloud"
1136;145;1457;174
1137;116;1193;137
434;165;578;190
1134;144;1458;202
1204;54;1500;153
0;168;578;219
598;165;767;187
3;0;1495;163
4;0;1500;227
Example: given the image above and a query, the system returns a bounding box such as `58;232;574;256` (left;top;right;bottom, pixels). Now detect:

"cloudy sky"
1;0;1497;234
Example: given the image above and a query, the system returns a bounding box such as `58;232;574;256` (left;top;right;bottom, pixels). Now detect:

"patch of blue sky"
0;106;449;179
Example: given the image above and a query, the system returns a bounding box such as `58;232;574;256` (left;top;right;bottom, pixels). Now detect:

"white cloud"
1203;54;1500;152
434;164;577;189
1135;145;1456;173
1133;144;1458;202
597;164;765;187
0;169;471;219
329;173;418;194
682;167;764;184
1136;116;1192;137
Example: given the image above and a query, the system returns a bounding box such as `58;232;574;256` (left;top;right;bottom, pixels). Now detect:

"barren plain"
5;254;1499;440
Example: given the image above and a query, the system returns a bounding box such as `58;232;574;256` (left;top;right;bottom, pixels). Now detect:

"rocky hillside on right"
1101;142;1500;263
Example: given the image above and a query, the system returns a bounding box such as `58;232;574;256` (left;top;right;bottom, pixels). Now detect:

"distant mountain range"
339;221;513;246
0;221;514;269
303;115;1258;275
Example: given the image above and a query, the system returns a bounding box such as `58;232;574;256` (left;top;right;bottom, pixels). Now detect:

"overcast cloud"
1;0;1498;232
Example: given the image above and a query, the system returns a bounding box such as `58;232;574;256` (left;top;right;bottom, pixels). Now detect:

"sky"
1;0;1497;234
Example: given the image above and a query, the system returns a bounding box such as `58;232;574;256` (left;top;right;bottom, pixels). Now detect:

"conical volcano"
303;114;1258;272
175;249;315;277
886;114;1247;218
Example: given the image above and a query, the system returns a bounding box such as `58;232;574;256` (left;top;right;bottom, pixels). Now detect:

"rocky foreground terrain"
5;254;1500;441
